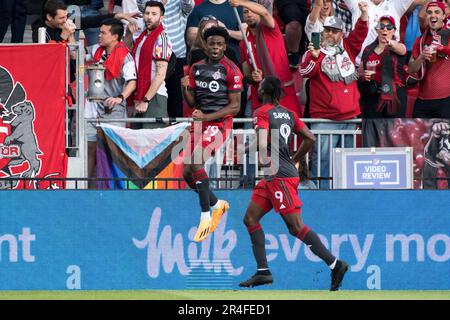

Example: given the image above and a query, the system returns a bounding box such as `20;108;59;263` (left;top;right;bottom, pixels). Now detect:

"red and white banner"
0;43;68;189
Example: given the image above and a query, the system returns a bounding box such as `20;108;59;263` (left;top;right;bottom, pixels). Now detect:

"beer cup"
429;45;437;63
366;64;376;81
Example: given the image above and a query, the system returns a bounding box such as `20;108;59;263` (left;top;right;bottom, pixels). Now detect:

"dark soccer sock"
186;176;218;207
248;224;269;270
209;190;218;207
185;176;197;191
296;225;336;266
192;169;211;213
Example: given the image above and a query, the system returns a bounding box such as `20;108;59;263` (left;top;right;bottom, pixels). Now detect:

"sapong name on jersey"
273;112;291;120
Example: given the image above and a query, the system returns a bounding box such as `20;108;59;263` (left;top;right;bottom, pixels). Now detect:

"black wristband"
142;96;150;103
116;94;124;102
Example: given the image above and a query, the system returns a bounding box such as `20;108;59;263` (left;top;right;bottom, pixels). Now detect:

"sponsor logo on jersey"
209;81;220;93
195;80;208;88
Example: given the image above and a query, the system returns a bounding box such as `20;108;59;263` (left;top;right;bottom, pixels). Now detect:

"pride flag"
96;122;189;189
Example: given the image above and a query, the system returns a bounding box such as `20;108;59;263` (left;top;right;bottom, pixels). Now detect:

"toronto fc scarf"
320;44;358;84
131;24;165;101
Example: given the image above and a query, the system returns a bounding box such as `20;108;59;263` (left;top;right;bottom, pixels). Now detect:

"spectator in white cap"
299;1;369;189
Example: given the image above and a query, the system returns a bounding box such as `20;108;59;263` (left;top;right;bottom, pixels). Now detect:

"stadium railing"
80;117;362;190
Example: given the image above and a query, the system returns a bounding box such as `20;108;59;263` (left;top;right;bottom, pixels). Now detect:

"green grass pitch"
0;290;448;300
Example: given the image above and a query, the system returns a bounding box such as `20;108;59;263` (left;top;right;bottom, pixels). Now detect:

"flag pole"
232;7;258;70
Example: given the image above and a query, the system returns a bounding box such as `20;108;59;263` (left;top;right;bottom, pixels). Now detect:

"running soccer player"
239;76;349;291
181;26;243;242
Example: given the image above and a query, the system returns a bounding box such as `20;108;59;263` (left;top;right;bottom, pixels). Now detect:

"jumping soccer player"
239;76;349;291
181;26;243;242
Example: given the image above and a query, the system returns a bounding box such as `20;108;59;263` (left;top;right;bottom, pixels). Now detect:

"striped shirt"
162;0;195;59
122;0;194;59
333;0;353;37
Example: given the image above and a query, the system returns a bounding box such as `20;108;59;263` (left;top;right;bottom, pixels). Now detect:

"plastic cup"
428;45;437;63
366;64;376;80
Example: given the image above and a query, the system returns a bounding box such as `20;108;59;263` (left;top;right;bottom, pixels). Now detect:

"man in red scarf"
124;1;173;129
87;18;137;188
408;1;450;118
230;0;301;117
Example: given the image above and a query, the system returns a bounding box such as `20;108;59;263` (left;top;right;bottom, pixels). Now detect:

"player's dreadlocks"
259;76;283;104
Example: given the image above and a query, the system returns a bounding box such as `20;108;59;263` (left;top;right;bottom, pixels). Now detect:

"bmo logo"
208;81;219;93
195;80;220;92
195;80;208;88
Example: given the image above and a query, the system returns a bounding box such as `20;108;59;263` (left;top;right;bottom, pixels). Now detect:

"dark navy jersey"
188;57;243;114
254;104;305;179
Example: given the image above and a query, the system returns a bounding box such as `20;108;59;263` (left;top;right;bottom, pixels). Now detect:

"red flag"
0;43;68;189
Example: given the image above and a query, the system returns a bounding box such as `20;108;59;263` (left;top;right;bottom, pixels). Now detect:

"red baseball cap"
379;15;397;28
426;1;447;13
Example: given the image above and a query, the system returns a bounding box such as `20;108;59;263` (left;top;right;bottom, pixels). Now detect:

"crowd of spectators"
1;0;449;189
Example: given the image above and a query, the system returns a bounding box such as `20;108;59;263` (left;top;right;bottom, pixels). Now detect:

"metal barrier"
2;43;447;190
83;117;362;190
0;42;361;190
66;42;87;189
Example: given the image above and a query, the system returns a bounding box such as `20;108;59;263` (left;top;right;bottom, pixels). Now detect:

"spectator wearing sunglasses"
343;0;416;65
359;15;407;118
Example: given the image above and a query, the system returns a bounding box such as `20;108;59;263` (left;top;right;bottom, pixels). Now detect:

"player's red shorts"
189;116;232;155
251;177;303;215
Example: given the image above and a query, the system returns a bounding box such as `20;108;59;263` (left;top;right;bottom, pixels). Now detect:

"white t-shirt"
122;0;146;40
304;13;325;41
344;0;414;65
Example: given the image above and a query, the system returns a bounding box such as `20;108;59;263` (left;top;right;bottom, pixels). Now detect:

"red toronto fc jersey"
411;35;450;100
188;56;243;116
254;103;305;180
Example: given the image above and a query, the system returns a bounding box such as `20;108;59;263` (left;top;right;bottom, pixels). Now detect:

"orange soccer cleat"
210;200;230;233
193;218;212;242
